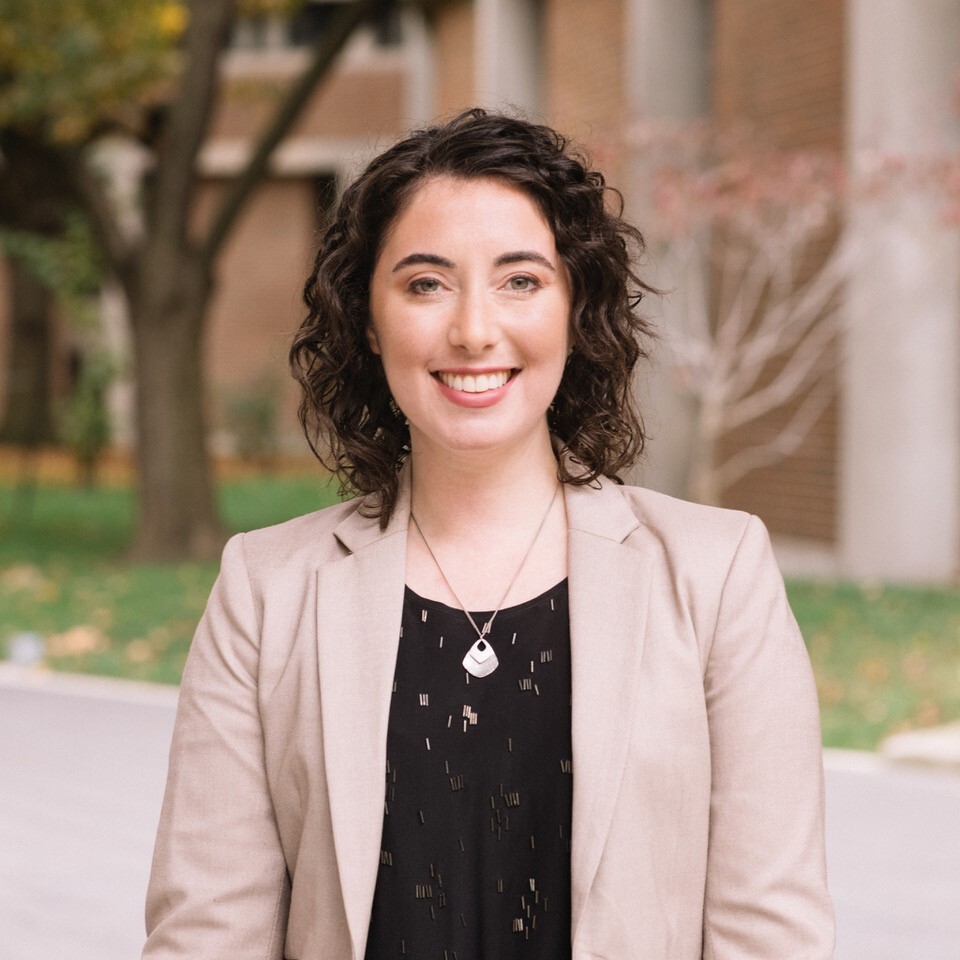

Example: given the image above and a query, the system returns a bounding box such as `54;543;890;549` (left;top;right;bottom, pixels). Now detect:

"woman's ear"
366;325;381;355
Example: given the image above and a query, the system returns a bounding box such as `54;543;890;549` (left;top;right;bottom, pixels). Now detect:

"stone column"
622;0;710;494
473;0;542;113
841;0;960;580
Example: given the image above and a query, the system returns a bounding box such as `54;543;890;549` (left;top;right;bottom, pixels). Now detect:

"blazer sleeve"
142;533;290;960
702;515;835;959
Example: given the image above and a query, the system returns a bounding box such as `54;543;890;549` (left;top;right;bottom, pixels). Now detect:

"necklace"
410;481;562;679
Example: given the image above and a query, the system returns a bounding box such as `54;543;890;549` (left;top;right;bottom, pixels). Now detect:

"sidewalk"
1;664;958;960
0;665;178;960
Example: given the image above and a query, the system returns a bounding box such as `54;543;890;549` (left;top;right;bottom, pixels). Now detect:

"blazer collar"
329;454;644;550
564;477;652;940
317;464;652;957
331;462;412;555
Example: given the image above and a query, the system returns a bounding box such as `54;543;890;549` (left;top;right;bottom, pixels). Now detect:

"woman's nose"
447;290;501;353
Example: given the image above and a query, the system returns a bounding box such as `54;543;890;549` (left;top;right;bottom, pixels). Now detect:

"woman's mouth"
435;369;513;394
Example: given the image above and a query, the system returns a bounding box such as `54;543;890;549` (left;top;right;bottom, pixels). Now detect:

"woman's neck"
408;430;560;535
403;429;568;609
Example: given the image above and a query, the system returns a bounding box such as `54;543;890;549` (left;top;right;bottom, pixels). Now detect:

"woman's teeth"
438;370;511;393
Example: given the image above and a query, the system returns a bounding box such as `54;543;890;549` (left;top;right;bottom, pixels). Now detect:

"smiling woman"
142;110;834;960
367;176;572;461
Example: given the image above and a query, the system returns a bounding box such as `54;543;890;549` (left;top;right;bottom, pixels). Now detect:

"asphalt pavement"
1;665;958;960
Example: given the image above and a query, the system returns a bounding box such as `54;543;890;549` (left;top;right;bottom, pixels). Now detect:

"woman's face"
367;175;572;462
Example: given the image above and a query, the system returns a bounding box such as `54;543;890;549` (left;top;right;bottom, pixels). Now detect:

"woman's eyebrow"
392;253;455;272
494;251;556;271
391;251;557;272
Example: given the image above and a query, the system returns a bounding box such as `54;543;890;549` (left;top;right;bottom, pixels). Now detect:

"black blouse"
364;580;573;960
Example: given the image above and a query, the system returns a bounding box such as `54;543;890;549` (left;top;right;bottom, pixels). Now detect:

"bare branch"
202;0;380;265
722;307;839;430
714;374;837;491
149;0;237;251
738;232;851;368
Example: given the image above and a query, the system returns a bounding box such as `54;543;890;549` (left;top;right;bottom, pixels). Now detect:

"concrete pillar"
401;5;434;125
841;0;960;580
622;0;710;493
474;0;542;113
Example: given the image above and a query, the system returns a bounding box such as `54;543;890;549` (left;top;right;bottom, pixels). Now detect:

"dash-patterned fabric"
364;580;573;960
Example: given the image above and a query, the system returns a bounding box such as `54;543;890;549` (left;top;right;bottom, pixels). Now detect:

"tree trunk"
128;252;225;560
687;405;722;506
0;256;56;445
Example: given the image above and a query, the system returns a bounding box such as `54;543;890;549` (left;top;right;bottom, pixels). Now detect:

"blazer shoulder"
619;483;755;549
232;495;363;579
611;482;778;589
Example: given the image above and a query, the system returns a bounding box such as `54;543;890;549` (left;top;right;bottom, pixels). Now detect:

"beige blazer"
143;473;834;960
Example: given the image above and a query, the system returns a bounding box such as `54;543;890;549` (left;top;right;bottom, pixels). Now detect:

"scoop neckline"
404;578;568;620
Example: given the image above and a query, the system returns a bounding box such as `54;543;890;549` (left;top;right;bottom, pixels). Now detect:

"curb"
2;664;959;774
0;663;180;708
880;722;960;772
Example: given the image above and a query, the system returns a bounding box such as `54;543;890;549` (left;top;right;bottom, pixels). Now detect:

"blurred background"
0;1;958;958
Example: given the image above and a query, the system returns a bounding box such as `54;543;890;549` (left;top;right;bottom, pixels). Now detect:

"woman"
143;109;834;960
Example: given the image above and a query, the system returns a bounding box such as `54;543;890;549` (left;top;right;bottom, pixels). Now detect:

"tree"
626;120;960;507
624;122;857;506
0;0;388;558
0;132;86;445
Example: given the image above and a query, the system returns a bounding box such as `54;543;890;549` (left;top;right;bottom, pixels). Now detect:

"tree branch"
202;0;381;266
63;147;137;295
149;0;237;253
714;372;837;491
722;307;839;431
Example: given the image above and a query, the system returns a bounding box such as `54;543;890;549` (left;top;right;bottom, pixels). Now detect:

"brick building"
1;0;958;580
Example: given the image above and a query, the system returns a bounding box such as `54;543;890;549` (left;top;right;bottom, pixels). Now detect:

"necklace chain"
410;481;561;643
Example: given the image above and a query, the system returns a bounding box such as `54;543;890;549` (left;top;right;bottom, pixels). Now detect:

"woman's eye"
507;275;538;292
410;278;442;294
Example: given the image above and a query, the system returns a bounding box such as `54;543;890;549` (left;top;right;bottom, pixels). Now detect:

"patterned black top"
364;580;573;960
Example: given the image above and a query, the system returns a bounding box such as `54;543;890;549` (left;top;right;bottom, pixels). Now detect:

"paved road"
825;752;960;959
1;669;959;960
0;671;177;960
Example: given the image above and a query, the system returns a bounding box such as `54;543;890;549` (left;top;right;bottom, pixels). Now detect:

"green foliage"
0;473;340;681
60;352;114;484
222;376;280;463
0;0;182;141
0;212;103;328
1;473;959;749
787;580;960;750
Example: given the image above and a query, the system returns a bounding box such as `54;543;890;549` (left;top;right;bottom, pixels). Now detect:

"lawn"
0;472;340;685
1;470;958;749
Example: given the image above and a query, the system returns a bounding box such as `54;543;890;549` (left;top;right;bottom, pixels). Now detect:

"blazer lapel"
314;471;651;953
564;478;653;940
315;484;409;960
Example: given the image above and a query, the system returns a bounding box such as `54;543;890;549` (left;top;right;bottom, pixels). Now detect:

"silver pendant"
462;637;499;678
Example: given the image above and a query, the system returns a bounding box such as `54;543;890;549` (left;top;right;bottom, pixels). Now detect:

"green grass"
2;478;959;748
787;581;960;750
0;475;340;685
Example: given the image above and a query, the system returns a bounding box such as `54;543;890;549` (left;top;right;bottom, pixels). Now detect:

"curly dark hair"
290;108;656;524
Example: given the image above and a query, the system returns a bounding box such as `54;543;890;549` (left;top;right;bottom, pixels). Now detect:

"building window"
231;1;403;50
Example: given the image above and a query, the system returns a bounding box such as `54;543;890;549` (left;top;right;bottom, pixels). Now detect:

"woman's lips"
435;369;512;393
433;368;516;408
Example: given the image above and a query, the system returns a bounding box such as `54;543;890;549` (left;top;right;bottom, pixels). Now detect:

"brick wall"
210;65;407;142
544;0;626;169
712;0;845;542
431;0;476;117
195;178;321;452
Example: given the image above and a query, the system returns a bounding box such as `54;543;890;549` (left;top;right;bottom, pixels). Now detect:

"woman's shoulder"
613;482;771;573
227;494;367;579
619;483;754;539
